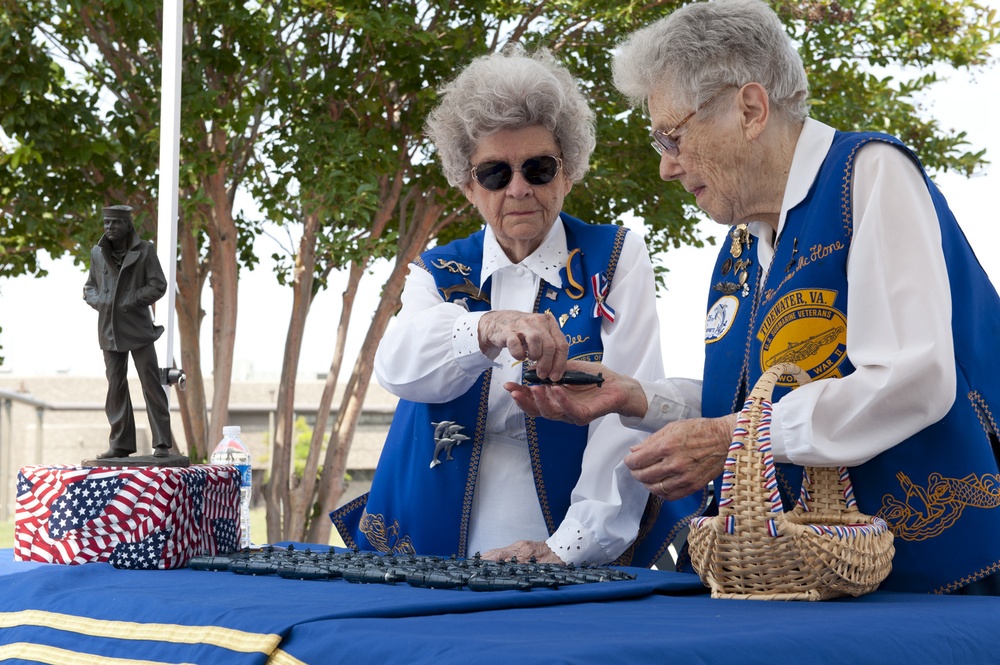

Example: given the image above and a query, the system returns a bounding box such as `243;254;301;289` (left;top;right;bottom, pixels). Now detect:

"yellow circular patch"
757;288;847;385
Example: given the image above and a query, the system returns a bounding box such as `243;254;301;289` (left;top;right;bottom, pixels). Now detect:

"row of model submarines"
186;543;636;591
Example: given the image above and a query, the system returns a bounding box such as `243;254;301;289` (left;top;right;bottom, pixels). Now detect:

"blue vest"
702;132;1000;593
332;213;706;566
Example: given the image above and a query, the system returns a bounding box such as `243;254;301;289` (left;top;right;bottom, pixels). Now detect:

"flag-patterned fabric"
14;464;241;569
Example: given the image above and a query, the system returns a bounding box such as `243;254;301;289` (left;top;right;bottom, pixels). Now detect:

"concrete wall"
0;375;395;520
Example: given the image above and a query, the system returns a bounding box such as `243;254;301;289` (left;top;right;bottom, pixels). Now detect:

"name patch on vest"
757;288;847;384
705;296;739;343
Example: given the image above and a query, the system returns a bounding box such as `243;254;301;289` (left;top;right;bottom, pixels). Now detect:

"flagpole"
155;0;182;410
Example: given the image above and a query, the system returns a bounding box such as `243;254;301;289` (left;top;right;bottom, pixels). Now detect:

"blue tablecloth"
1;545;996;664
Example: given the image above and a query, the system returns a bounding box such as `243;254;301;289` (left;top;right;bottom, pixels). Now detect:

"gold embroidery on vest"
607;225;627;279
564;248;586;299
330;493;369;550
969;390;1000;437
526;282;563;535
524;412;555;534
358;509;416;555
933;559;1000;595
458;369;493;557
880;471;1000;541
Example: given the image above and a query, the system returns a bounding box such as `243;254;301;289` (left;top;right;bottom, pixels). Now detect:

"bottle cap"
222;425;241;437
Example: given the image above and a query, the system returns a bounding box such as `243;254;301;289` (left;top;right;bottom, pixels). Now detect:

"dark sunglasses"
470;155;563;191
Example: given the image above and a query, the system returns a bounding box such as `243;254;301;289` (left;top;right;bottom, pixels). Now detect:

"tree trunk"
265;210;319;543
297;260;364;540
307;190;446;544
173;205;210;460
204;162;239;448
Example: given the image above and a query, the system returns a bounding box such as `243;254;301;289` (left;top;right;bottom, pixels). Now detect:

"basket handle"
716;363;811;522
750;362;811;400
746;363;856;516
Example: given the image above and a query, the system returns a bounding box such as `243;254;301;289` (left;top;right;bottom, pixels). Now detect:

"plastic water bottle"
211;425;252;549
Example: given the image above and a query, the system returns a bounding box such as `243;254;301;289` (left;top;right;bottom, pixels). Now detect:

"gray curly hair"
613;0;809;121
425;46;596;188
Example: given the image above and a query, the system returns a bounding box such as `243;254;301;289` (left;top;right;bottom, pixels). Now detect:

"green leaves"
1;0;997;278
786;0;997;176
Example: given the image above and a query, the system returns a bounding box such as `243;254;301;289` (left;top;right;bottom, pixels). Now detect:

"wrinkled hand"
479;310;568;380
480;539;564;565
625;414;738;501
504;360;648;426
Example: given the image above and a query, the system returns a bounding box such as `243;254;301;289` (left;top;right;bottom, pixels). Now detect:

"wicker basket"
687;363;894;600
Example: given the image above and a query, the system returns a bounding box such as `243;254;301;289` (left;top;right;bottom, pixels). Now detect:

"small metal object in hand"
523;369;604;386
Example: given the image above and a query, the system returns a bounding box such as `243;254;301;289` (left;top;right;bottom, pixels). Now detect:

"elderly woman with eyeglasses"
331;47;706;566
506;0;1000;594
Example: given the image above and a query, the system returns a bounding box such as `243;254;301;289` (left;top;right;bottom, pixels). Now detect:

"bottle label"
236;464;252;486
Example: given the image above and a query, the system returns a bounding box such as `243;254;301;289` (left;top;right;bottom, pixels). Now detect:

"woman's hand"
504;360;648;426
479;310;568;379
480;539;564;564
625;413;738;500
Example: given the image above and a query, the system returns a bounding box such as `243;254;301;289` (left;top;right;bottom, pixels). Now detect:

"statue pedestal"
80;454;191;468
14;464;242;569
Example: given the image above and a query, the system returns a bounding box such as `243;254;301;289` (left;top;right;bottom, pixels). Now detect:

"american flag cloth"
14;464;241;570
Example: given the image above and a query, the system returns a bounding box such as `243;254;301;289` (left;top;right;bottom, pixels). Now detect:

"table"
1;544;996;664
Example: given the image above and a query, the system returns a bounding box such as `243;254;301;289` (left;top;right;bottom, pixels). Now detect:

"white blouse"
634;118;956;467
375;217;667;564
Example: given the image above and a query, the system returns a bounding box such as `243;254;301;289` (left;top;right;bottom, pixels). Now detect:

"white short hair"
613;0;809;121
425;46;596;188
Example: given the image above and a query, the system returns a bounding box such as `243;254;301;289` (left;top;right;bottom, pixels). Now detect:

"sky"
1;57;999;383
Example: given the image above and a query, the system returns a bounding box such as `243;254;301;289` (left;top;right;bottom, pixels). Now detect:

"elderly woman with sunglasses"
331;47;706;566
509;0;1000;594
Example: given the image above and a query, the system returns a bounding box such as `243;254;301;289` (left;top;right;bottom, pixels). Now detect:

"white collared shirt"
375;216;667;563
637;118;955;467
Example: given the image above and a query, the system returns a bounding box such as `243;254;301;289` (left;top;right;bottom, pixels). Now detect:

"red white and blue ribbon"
724;515;736;535
806;519;889;538
797;467;813;510
591;273;615;322
756;403;783;517
839;466;858;509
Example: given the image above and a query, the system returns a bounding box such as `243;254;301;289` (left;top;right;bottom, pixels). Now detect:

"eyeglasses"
470;155;563;191
650;87;730;157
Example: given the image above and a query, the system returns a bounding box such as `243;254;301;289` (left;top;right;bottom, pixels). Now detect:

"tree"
778;0;998;176
0;0;280;462
248;0;1000;544
2;0;997;543
254;0;490;543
